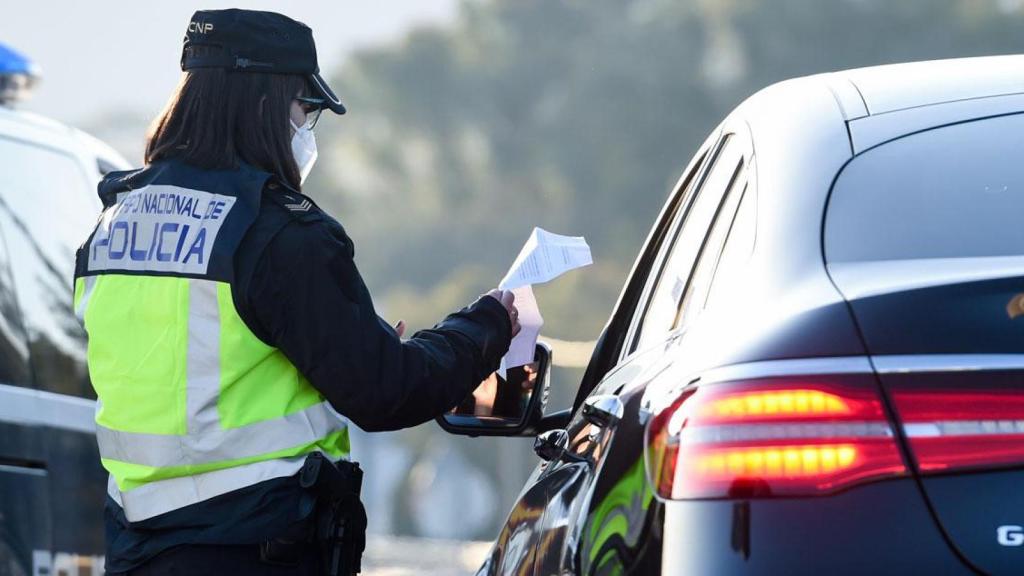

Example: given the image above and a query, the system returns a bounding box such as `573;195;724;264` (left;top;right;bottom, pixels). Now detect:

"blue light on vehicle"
0;43;41;105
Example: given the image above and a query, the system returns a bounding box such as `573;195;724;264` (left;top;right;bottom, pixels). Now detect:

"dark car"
439;55;1024;575
0;102;128;575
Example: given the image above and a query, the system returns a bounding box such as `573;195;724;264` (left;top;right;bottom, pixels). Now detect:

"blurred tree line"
303;0;1024;537
309;0;1024;345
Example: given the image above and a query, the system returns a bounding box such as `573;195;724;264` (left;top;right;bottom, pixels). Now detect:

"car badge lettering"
997;525;1023;547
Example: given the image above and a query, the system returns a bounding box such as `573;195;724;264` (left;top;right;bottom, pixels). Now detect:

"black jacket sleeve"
240;213;512;432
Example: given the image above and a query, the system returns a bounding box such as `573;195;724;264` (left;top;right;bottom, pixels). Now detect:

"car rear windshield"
825;112;1024;263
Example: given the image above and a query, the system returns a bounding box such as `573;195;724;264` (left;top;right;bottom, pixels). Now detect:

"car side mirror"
436;342;552;437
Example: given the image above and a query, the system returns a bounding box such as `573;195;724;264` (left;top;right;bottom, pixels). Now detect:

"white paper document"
498;227;592;370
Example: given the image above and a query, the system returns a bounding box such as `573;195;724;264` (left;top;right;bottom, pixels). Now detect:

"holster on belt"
299;452;367;576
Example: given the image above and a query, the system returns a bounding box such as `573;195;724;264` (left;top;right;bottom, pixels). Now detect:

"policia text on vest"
89;186;233;273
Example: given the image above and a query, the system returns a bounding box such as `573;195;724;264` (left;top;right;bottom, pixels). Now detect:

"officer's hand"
394;320;406;339
485;289;521;338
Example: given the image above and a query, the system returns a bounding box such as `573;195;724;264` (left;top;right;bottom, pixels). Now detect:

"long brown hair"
145;68;308;189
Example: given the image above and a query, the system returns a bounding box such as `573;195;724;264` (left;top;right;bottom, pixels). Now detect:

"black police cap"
181;9;345;114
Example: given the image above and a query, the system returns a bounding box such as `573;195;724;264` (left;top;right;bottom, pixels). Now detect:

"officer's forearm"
311;299;510;432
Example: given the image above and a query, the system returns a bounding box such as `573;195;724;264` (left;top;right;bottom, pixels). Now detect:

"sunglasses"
295;96;327;129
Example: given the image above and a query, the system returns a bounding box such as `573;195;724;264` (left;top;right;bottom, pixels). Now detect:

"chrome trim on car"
696;354;1024;381
0;463;47;477
642;357;876;417
684;422;893;445
0;383;95;434
699;356;874;385
871;354;1024;374
903;420;1024;438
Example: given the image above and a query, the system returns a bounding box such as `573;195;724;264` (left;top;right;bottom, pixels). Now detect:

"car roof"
836;54;1024;116
733;54;1024;160
813;54;1024;153
0;105;130;174
0;105;81;144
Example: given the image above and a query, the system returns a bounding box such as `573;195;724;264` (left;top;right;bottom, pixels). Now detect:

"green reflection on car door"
582;456;654;574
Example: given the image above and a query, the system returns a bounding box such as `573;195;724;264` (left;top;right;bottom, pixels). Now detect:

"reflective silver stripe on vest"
107;454;322;522
96;400;347;467
75;275;97;324
187;278;222;437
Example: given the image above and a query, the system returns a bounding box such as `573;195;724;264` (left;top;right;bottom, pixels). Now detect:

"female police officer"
73;9;519;575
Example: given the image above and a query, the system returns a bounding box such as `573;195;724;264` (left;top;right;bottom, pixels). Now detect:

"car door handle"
582;394;624;429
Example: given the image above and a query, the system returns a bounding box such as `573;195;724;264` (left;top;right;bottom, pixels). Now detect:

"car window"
826;112;1024;262
616;147;710;356
0;136;100;398
631;135;744;351
677;167;749;328
572;137;717;411
703;182;757;313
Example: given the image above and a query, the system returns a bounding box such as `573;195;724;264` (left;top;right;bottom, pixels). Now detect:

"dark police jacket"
97;159;512;572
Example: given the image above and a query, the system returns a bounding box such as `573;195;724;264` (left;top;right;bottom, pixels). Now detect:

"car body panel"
837;274;1024;355
477;464;546;575
873;367;1024;576
0;454;52;576
914;469;1024;576
573;394;657;576
661;480;970;575
825;100;1024;574
482;344;667;575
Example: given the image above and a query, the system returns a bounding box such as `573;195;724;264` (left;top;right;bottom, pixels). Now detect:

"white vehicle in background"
0;43;129;575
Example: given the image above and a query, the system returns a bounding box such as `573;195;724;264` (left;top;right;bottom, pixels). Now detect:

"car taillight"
892;389;1024;473
645;377;907;499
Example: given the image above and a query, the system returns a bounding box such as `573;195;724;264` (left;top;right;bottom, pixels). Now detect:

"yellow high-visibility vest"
74;160;349;522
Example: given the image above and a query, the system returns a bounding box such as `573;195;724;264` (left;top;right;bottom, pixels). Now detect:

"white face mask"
290;119;318;184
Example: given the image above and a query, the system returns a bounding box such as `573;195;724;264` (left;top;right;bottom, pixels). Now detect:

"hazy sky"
3;1;459;125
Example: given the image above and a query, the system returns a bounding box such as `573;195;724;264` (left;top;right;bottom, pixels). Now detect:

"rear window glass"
825;113;1024;263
